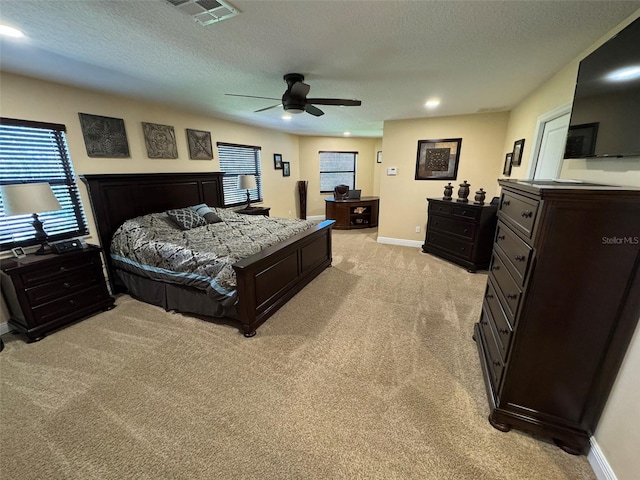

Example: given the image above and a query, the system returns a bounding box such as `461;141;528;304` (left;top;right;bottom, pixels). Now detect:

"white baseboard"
588;437;617;480
377;236;423;248
0;321;10;336
308;215;325;221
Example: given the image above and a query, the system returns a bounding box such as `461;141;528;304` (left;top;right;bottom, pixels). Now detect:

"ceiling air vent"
166;0;239;26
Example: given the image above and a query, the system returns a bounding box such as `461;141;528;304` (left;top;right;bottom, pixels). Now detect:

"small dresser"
325;197;379;230
422;198;497;272
474;179;640;454
0;245;115;342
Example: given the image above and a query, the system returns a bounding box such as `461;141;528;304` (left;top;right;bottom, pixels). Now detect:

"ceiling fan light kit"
226;73;361;117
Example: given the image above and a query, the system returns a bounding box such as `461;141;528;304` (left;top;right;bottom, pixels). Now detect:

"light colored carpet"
0;229;596;479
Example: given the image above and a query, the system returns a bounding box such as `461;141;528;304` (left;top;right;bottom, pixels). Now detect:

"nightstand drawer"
428;202;454;216
453;204;481;221
429;215;476;240
26;265;104;306
19;255;101;287
425;231;473;259
31;285;110;326
494;221;533;284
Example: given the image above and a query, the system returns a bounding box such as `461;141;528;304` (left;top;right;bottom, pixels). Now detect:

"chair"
333;184;349;200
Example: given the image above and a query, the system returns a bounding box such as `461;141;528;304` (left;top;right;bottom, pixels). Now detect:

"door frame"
526;102;572;179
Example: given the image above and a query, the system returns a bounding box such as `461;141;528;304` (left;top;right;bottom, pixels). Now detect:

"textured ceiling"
1;1;639;137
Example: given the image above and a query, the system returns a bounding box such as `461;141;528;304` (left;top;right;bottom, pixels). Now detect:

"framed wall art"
282;162;290;177
503;153;513;176
186;129;213;160
78;113;130;158
274;153;283;169
142;122;178;159
512;138;525;166
415;138;462;180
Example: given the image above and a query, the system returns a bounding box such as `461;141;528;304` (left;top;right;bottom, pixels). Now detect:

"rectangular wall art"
142;122;178;159
415;138;462;180
186;129;213;160
78;113;130;158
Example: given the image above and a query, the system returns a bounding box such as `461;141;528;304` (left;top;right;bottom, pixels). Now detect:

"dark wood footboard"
233;219;334;336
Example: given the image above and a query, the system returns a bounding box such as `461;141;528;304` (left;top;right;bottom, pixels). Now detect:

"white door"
531;112;570;180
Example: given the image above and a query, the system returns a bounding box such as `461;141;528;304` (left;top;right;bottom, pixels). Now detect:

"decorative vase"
457;180;470;203
474;188;486;205
443;182;453;201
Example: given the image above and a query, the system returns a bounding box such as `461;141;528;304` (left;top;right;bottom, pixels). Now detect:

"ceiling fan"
226;73;361;117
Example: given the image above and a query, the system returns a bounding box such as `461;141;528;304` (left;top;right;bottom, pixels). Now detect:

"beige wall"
298;136;378;217
378;112;510;242
506;10;640;480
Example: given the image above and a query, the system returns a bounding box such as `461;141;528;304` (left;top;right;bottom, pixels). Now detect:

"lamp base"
34;242;52;256
245;189;251;209
32;213;51;255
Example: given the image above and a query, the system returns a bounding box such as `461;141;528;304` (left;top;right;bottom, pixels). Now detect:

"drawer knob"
499;328;509;335
502;200;511;206
462;211;468;215
59;266;67;272
63;282;71;288
481;320;488;326
497;235;505;241
486;294;494;299
521;210;533;218
515;255;526;262
491;265;500;271
493;360;501;367
460;247;466;252
69;299;75;305
463;228;468;233
506;293;518;300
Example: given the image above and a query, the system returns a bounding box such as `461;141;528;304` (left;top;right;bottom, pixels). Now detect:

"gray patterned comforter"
110;208;317;298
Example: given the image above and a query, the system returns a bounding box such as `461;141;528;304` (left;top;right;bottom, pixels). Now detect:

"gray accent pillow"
166;208;207;230
190;203;222;224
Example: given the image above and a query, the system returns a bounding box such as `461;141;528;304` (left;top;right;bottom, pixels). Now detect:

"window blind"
217;142;263;207
319;151;357;192
0;118;88;250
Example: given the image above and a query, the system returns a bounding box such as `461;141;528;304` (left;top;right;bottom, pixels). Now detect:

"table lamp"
1;182;62;255
238;175;256;209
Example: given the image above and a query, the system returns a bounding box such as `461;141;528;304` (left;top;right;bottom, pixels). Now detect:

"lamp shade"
238;175;257;190
1;183;62;216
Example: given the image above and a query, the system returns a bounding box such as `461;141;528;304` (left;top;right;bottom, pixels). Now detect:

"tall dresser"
474;179;640;454
423;198;497;272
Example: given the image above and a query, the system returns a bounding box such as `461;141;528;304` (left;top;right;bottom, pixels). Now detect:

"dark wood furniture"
81;173;334;337
325;197;379;229
423;198;498;272
474;179;640;455
236;206;271;216
0;245;115;342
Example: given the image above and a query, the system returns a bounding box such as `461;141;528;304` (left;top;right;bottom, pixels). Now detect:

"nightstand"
0;244;115;342
236;206;271;216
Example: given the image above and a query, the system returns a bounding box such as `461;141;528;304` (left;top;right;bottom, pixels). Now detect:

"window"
0;118;88;251
217;142;263;207
319;151;357;192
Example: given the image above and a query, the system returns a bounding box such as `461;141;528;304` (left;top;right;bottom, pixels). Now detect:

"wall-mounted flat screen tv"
565;18;640;159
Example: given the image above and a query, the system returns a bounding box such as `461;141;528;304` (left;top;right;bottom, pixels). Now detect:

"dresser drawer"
19;255;102;287
494;221;533;284
425;231;473;260
499;191;540;239
453;204;481;221
479;308;505;390
31;284;110;326
25;264;105;306
484;279;514;357
428;201;455;216
429;215;476;240
489;250;523;321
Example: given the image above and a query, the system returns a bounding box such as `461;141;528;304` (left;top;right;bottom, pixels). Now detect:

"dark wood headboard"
81;172;225;287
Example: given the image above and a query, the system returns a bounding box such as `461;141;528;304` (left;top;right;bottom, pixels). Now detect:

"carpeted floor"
0;229;596;479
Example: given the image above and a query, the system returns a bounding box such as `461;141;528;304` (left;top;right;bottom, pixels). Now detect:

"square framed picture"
186;129;213;160
415;138;462;180
512;138;525;166
274;153;283;169
503;153;513;176
11;247;26;258
142;122;178;159
282;162;290;177
78;113;130;158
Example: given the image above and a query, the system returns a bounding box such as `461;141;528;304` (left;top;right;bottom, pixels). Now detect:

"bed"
81;172;334;336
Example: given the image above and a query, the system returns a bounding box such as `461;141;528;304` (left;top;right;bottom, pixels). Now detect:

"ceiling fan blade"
254;103;283;113
290;81;310;98
305;105;324;117
307;98;362;107
226;94;281;101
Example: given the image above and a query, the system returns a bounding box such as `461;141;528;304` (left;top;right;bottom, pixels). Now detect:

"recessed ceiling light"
425;99;440;109
605;66;640;82
282;114;292;120
0;25;24;38
343;131;351;136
